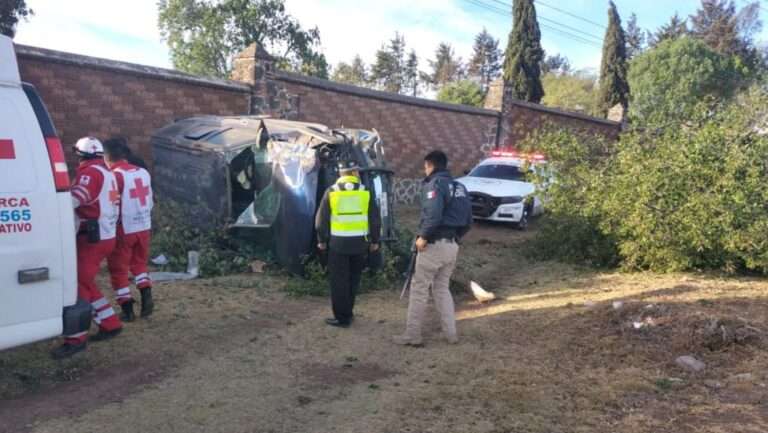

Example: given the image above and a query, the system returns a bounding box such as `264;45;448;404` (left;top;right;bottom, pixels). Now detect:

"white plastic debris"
675;355;706;373
150;251;200;282
151;254;169;266
250;260;267;273
470;281;496;303
612;301;624;310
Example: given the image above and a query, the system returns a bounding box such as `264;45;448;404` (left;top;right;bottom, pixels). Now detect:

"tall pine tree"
503;0;544;103
625;13;646;59
598;1;630;114
689;0;763;71
691;0;741;55
468;29;502;93
649;13;689;47
404;50;420;96
371;33;407;93
332;55;368;87
428;43;464;89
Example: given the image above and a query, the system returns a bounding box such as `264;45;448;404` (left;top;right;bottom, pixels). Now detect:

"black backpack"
444;180;473;228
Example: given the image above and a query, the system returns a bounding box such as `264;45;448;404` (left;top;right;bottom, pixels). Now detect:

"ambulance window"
0;95;37;192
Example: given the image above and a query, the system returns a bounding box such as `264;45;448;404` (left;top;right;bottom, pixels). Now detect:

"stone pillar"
230;43;299;119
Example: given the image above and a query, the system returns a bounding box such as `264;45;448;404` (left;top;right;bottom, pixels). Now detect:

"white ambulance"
0;35;90;351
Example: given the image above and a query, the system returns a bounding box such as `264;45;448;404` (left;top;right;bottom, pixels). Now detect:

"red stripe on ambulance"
0;139;15;159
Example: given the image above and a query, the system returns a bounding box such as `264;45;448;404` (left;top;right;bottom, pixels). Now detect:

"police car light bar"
491;149;547;161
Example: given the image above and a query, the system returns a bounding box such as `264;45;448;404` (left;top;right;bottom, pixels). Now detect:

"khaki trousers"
405;239;459;340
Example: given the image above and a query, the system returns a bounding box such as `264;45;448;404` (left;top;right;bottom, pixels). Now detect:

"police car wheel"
516;210;529;231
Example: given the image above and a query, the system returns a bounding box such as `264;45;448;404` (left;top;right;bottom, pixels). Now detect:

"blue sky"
13;0;768;76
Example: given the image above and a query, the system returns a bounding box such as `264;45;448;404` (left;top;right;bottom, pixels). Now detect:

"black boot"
140;287;154;318
120;300;136;322
90;327;123;342
51;341;87;360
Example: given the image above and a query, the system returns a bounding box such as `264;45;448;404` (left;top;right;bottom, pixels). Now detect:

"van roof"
0;35;20;85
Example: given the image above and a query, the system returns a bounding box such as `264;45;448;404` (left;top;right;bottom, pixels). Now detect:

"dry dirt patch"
1;209;768;433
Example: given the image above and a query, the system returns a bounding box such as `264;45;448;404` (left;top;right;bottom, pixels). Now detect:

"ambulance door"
0;84;66;350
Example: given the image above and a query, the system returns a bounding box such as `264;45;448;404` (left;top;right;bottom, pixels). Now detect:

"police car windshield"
468;164;527;181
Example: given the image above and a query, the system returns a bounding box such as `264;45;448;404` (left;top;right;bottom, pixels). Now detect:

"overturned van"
150;116;396;273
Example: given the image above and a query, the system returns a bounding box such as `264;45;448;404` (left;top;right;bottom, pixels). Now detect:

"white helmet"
74;137;104;158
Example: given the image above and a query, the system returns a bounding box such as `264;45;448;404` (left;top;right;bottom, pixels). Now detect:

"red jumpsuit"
66;159;123;345
107;160;153;304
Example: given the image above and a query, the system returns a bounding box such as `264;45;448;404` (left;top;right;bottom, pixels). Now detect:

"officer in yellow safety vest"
315;161;382;328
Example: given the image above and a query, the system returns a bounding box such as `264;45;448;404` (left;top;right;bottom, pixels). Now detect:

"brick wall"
15;45;251;168
13;43;620;180
501;99;621;148
273;72;500;178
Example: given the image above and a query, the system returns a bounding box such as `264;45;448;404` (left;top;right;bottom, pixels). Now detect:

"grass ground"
1;207;767;433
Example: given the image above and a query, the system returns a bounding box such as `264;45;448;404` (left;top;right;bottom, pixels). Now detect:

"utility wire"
486;0;606;30
463;0;604;48
477;0;603;42
539;16;604;42
536;0;607;30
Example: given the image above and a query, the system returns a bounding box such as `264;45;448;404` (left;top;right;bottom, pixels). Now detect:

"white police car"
456;150;545;229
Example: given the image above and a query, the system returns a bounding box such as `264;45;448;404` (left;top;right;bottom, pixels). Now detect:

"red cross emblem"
130;178;151;207
108;180;120;205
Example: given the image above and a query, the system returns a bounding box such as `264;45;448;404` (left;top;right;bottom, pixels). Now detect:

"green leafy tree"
625;13;646;59
648;13;689;47
371;33;408;93
598;1;630;114
468;29;502;92
436;80;485;107
428;42;465;89
332;55;368;87
157;0;328;79
628;37;744;124
0;0;32;38
503;0;544;103
541;71;598;115
541;53;571;75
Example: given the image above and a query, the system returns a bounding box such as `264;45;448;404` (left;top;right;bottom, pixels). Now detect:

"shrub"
522;87;768;274
628;37;746;125
151;200;272;277
282;227;415;297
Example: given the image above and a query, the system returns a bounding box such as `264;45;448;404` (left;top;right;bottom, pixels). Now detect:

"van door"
0;84;67;350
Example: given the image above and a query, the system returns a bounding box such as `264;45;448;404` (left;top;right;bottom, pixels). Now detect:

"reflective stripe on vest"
329;177;370;237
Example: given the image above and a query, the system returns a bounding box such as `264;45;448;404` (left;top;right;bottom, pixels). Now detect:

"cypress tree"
502;0;545;103
598;1;630;114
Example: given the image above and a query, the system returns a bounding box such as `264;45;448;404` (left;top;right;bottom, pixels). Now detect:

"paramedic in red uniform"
103;138;154;321
52;137;123;359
